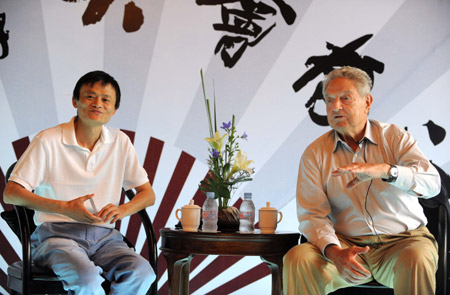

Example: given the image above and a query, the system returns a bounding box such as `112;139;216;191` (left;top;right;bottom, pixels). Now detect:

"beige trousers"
283;226;438;295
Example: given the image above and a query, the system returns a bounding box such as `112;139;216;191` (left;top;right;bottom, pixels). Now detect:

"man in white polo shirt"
3;70;156;295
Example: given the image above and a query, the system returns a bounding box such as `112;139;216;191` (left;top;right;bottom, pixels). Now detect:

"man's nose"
92;97;102;108
329;98;342;111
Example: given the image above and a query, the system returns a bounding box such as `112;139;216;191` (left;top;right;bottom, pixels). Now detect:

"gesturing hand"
325;245;372;285
64;194;102;223
97;204;126;224
332;162;390;188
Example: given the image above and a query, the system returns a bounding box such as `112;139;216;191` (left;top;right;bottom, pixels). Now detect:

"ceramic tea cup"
258;202;283;234
175;199;201;232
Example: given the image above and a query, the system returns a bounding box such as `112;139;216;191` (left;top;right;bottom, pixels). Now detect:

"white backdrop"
0;1;449;294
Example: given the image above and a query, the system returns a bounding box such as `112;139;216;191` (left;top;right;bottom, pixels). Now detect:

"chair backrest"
1;161;36;239
419;162;450;295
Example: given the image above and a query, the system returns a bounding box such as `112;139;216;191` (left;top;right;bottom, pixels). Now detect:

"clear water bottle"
202;192;218;232
239;192;255;233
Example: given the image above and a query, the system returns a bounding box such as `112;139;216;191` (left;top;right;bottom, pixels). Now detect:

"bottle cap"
244;192;252;200
206;192;215;199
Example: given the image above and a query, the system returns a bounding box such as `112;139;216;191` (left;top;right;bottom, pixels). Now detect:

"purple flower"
211;148;220;158
241;131;248;141
221;121;231;130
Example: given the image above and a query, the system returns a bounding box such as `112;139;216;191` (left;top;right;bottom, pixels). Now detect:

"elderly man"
283;66;440;295
4;70;156;295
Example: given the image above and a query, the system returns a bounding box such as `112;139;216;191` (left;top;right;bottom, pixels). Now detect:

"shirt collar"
62;116;113;147
333;120;378;152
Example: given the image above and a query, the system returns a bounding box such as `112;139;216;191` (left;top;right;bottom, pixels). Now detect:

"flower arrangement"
199;70;254;210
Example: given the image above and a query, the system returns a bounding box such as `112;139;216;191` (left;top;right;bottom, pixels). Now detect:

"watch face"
391;167;398;177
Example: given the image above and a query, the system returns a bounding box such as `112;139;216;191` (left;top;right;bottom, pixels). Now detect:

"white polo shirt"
9;117;149;228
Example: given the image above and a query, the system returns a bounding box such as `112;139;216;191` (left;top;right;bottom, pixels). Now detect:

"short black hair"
72;70;121;109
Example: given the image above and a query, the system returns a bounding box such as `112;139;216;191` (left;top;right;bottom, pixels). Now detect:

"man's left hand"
97;204;126;224
332;162;391;188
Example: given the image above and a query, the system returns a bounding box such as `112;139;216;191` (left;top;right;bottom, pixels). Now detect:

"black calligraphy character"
82;0;114;26
292;34;384;126
0;13;9;60
272;0;296;25
123;1;144;33
197;0;296;68
63;0;144;33
423;120;446;146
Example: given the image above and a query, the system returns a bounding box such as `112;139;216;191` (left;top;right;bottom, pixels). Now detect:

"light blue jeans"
31;223;155;295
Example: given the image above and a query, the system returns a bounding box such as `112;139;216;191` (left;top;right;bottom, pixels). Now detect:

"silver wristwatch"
383;164;398;183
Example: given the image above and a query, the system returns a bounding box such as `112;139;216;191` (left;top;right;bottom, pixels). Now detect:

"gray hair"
322;66;373;98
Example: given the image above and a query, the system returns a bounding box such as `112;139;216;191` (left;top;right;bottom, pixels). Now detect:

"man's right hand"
63;194;102;223
325;244;372;285
4;182;102;223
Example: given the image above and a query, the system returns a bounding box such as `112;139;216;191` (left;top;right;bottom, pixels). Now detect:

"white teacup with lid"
258;202;283;234
175;199;201;232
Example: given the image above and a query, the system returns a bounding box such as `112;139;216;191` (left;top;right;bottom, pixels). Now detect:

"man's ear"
72;97;78;108
366;94;373;111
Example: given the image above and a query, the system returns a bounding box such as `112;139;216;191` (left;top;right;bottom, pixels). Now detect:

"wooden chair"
1;162;158;295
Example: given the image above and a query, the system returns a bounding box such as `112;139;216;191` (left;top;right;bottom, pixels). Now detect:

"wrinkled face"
72;82;117;127
325;77;372;137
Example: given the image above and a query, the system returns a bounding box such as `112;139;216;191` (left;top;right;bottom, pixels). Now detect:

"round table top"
160;228;300;256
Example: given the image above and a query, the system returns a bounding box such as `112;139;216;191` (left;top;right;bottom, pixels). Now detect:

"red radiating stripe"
155;155;200;283
233;198;243;210
12;137;30;159
0;230;20;264
0;269;7;293
143;137;164;186
192;172;209;205
157;255;167;290
140;239;149;260
153;151;195;241
120;129;135;144
119;130;142;247
158;172;213;285
190;256;243;293
205;262;270;295
139;137;163;258
123;213;141;248
115;131;133;233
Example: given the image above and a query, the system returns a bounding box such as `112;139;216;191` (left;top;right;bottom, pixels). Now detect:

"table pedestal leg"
261;255;283;295
163;252;194;295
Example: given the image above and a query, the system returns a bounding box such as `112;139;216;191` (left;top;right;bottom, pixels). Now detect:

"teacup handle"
277;211;283;223
175;209;182;222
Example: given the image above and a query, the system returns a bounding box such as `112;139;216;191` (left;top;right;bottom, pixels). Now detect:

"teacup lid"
259;202;277;211
182;199;201;209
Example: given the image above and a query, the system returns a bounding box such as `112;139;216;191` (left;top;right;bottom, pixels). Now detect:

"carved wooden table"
160;228;300;295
